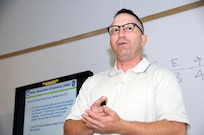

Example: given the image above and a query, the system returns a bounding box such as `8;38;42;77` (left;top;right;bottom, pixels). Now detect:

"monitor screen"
13;71;93;135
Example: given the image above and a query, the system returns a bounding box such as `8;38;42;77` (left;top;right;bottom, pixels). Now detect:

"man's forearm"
64;119;94;135
120;120;187;135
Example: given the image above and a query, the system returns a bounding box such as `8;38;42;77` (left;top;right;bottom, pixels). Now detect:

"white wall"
0;0;203;135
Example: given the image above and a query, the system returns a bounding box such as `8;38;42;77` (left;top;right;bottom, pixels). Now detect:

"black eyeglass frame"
107;23;144;35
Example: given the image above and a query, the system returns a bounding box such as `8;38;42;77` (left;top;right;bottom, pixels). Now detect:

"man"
64;9;189;135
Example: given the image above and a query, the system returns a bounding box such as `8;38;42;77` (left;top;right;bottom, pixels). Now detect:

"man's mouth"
118;41;128;46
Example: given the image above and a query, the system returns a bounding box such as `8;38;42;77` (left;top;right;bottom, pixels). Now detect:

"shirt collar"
109;57;151;76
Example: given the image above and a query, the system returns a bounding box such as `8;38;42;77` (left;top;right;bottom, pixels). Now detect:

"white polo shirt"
67;58;189;133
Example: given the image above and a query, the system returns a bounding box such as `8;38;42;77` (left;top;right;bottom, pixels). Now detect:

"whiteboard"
143;7;204;135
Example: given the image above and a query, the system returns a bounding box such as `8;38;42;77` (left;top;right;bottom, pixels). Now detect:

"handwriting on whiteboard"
153;56;204;83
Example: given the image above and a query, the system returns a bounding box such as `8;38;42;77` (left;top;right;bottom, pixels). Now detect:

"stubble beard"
116;47;132;62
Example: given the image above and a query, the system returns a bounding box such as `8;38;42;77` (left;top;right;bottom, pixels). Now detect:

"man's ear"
141;34;147;47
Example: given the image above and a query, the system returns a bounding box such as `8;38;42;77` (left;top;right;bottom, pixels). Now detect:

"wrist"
117;119;130;134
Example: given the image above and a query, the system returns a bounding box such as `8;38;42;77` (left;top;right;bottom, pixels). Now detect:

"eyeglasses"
107;23;143;35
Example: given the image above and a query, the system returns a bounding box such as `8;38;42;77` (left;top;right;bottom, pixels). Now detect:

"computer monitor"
13;71;93;135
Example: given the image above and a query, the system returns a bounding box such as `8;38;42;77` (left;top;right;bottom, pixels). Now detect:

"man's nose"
118;27;126;37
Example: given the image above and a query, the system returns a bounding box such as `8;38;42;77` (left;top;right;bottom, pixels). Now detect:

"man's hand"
82;96;123;134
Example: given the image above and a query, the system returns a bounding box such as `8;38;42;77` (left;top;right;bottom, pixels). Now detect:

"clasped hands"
82;96;123;134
